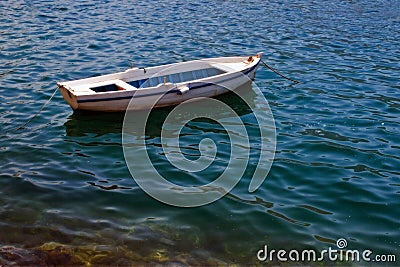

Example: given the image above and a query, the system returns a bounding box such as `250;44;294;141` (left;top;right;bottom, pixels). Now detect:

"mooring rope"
17;87;58;131
260;59;300;84
2;87;59;135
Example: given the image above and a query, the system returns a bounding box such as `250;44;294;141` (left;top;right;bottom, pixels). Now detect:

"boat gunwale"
75;60;260;104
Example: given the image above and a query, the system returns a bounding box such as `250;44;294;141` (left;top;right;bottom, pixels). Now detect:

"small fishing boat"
57;53;263;112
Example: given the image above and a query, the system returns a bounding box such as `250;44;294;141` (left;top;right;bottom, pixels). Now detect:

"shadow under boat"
64;81;260;138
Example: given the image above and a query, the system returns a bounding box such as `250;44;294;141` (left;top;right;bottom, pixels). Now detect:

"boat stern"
57;83;79;110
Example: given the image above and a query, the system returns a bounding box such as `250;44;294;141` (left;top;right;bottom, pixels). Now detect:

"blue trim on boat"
77;61;259;104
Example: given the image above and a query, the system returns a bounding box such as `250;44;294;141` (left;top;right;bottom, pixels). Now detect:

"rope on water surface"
260;59;300;84
3;87;59;135
17;87;58;130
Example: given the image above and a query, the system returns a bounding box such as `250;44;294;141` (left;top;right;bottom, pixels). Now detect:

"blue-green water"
1;0;399;265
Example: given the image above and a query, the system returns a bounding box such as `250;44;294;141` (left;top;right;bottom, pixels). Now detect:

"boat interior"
89;67;226;93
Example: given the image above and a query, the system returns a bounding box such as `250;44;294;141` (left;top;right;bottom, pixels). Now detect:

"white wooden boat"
57;53;263;112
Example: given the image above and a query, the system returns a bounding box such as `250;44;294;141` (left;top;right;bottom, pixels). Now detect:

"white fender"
178;85;189;95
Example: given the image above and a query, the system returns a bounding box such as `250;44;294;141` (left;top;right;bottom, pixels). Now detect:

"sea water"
0;0;399;265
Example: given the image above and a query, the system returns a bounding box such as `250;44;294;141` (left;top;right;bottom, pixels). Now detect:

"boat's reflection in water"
64;81;260;138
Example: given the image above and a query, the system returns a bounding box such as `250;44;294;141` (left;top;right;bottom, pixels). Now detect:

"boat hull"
58;54;261;112
59;86;79;110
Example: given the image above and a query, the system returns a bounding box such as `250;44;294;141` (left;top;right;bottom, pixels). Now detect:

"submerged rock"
0;245;46;266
